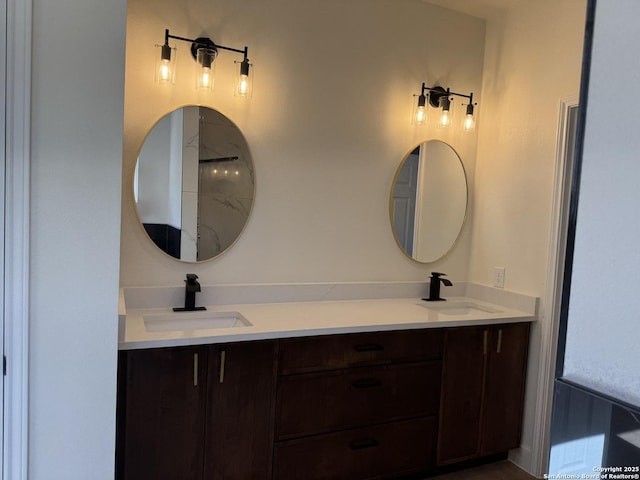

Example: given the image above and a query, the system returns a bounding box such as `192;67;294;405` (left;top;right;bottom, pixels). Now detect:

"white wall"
563;0;640;408
120;0;486;286
29;0;126;478
470;0;586;472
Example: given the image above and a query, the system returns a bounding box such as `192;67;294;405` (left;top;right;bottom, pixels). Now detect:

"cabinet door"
117;346;208;480
437;326;486;465
204;340;277;480
480;322;530;455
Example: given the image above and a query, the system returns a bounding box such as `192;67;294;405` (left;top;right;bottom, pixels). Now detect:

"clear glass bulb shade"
236;73;250;97
463;113;476;132
235;60;253;98
438;98;453;129
440;109;452;128
462;103;476;132
412;94;427;126
155;44;176;84
196;48;217;91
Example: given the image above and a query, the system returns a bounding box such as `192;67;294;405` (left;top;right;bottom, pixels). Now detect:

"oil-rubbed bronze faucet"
173;273;206;312
423;272;453;302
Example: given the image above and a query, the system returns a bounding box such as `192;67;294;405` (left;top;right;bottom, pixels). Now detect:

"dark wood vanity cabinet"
437;322;530;465
116;340;277;480
116;322;531;479
273;329;444;480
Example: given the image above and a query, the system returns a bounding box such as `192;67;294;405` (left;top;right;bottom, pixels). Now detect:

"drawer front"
276;362;441;439
273;416;437;480
279;329;443;374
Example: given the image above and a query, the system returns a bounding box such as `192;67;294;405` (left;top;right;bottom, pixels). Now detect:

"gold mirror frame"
133;105;255;263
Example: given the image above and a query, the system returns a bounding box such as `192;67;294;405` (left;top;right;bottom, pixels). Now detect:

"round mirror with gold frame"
390;140;467;263
134;106;254;262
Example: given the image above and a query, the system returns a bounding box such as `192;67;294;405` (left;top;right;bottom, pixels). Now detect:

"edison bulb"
159;59;171;82
416;105;426;125
238;74;249;96
463;113;475;132
201;67;212;88
440;109;452;128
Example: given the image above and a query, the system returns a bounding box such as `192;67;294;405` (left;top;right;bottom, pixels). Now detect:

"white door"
392;151;419;255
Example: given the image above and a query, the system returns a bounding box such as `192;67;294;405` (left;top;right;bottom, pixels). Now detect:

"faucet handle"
186;273;199;284
430;272;447;278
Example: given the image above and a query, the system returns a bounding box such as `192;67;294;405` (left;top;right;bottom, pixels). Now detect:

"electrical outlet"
494;267;505;289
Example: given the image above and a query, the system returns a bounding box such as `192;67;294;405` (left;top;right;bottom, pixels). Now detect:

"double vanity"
122;103;534;479
116;282;536;480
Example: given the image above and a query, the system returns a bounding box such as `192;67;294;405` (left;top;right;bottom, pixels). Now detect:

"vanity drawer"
278;328;443;374
275;361;441;439
273;416;437;480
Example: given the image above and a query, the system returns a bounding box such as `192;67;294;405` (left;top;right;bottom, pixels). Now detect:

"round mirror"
134;106;254;262
390;140;467;263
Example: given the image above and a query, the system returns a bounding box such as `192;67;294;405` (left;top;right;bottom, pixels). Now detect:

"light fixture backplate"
428;86;448;108
190;37;217;60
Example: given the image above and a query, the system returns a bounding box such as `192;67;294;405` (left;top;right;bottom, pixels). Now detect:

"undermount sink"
421;302;502;316
143;310;252;332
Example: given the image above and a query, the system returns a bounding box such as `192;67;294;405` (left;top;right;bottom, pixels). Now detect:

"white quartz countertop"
119;296;536;350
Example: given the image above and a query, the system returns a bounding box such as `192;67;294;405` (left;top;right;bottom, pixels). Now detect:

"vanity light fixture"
201;156;240;176
413;83;476;132
156;29;252;97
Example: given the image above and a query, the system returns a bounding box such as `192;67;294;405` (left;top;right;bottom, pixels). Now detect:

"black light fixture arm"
419;82;475;108
163;29;249;62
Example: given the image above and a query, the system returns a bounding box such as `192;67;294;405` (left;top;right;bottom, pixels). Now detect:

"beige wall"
120;0;486;286
470;0;586;294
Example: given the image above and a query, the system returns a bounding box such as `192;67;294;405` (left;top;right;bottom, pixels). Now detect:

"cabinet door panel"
437;327;485;465
204;340;277;480
481;323;530;455
276;362;441;439
118;346;208;480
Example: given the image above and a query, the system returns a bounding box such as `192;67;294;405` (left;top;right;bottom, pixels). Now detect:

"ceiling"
423;0;526;19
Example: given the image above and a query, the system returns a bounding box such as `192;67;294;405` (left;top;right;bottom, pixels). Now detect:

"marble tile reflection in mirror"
390;140;467;263
134;106;254;262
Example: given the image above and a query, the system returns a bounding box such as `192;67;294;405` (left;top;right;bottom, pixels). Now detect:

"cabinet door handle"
353;344;384;352
351;378;383;389
193;353;199;387
497;329;503;354
219;350;226;383
483;330;488;355
350;439;379;450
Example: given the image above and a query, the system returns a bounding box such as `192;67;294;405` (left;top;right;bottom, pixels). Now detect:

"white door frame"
1;0;6;472
528;95;580;476
4;0;32;478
